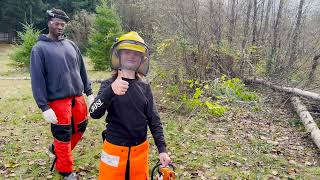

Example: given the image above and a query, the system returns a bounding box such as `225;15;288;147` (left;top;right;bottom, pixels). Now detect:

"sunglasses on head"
50;21;66;27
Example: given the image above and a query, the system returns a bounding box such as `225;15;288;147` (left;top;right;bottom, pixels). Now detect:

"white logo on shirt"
90;99;104;113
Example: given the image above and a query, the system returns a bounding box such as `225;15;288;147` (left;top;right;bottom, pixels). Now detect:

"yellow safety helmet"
111;31;150;75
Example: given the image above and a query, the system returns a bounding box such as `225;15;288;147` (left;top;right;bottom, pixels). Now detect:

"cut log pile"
245;77;320;150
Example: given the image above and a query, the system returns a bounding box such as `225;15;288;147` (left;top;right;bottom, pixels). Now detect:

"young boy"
89;31;171;179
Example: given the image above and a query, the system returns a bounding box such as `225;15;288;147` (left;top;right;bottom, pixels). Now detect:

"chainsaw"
151;162;177;180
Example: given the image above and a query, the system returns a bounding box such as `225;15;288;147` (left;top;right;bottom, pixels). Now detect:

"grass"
0;44;29;77
1;44;320;179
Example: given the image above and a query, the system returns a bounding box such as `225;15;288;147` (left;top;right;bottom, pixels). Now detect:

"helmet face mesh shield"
111;35;150;75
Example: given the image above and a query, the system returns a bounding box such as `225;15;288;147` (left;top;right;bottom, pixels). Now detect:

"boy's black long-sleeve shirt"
89;77;167;153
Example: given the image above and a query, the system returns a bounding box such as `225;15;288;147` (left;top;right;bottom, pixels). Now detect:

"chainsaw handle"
157;163;176;174
151;162;176;180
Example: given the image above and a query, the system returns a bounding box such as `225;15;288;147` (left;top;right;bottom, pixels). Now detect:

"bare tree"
209;0;223;47
306;55;320;86
228;0;237;47
241;0;252;51
252;0;258;45
116;0;320;91
267;0;284;76
261;0;272;44
287;0;305;70
257;0;265;43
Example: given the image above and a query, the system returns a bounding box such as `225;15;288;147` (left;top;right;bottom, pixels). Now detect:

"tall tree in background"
267;0;284;76
209;0;223;47
0;0;47;32
239;0;252;75
87;2;123;70
251;0;258;45
46;0;99;16
0;0;99;36
261;0;272;45
257;0;265;43
287;0;305;71
242;0;252;51
228;0;237;47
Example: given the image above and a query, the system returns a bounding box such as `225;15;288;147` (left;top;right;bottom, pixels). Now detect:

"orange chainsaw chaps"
98;140;149;180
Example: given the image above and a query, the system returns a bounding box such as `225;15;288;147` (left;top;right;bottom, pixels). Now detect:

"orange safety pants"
49;96;88;173
98;140;149;180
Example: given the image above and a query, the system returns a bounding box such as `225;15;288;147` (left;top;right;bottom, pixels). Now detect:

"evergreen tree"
87;3;123;70
10;23;40;67
0;0;47;33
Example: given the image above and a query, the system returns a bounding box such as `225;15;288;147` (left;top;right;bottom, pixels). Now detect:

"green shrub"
210;75;258;102
182;79;228;117
160;74;257;117
10;23;40;68
87;4;123;70
204;101;227;117
165;84;180;99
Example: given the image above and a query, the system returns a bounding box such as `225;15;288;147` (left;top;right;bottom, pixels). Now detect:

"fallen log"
291;96;320;149
0;77;104;83
244;77;320;101
0;77;30;80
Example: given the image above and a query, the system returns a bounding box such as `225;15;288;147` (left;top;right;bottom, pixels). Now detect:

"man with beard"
30;8;94;180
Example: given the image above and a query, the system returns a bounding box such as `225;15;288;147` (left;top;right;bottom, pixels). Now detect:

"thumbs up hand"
111;70;129;95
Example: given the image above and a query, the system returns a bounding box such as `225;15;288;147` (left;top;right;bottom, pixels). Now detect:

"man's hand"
111;70;129;95
42;109;58;124
159;152;171;167
87;94;95;107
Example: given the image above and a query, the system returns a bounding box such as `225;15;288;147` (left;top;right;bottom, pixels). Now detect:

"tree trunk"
287;0;305;70
261;0;272;44
239;0;252;75
257;0;265;43
291;96;320;149
241;0;252;51
252;0;257;45
210;0;223;47
266;0;284;76
228;0;236;47
306;55;320;86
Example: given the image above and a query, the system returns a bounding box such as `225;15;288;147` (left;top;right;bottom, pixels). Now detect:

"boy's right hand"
42;109;58;124
111;70;129;95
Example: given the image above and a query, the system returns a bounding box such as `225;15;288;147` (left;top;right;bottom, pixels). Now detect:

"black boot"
48;144;56;172
48;144;55;155
63;172;80;180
